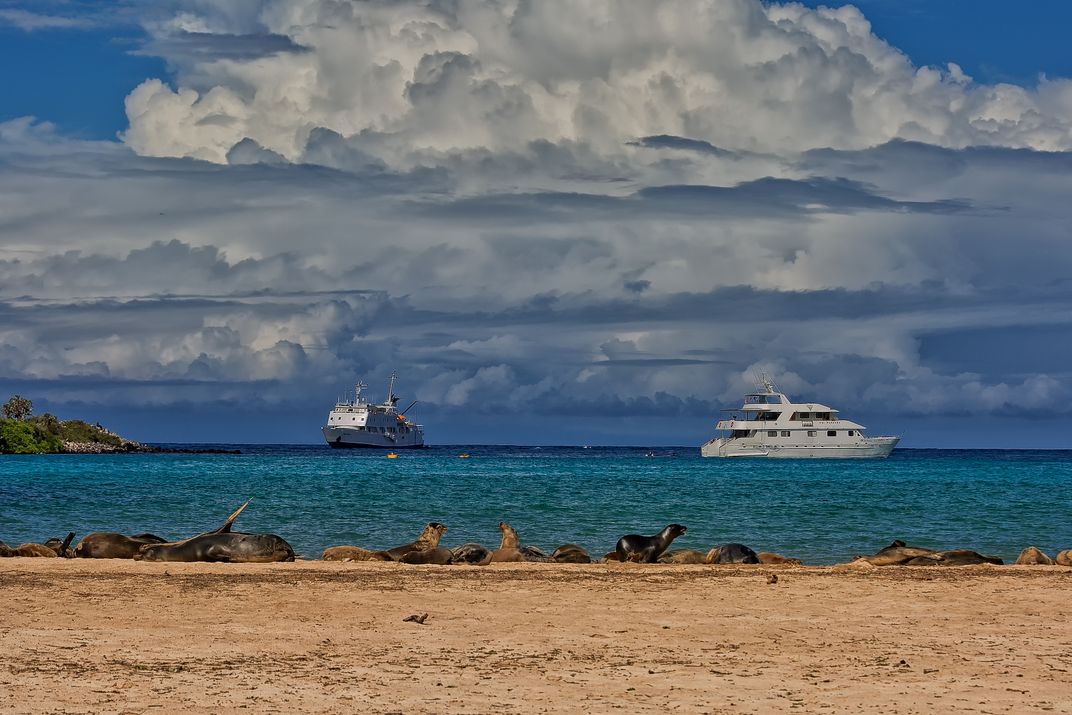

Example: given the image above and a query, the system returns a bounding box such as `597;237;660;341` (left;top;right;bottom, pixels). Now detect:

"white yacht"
323;373;425;449
701;376;898;458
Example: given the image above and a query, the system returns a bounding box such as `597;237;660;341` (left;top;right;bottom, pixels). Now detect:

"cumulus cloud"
2;1;1072;445
123;0;1072;168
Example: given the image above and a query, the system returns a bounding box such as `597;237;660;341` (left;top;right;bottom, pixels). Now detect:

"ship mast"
386;371;398;406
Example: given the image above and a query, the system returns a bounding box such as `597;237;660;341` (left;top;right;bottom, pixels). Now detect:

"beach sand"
2;560;1070;714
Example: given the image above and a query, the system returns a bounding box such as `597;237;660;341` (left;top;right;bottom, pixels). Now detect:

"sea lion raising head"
374;522;448;561
615;524;687;563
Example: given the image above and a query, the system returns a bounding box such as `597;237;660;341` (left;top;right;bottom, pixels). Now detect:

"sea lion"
705;543;760;564
399;547;453;565
856;540;939;566
601;551;623;562
658;549;707;564
1015;546;1054;565
15;543;58;557
1056;550;1072;567
76;532;168;559
373;522;448;561
134;500;295;563
0;540;13;557
551;544;591;564
615;524;687;563
322;545;376;562
43;533;77;558
905;550;1003;566
480;522;526;564
136;533;295;563
757;551;803;565
451;543;491;564
519;545;552;562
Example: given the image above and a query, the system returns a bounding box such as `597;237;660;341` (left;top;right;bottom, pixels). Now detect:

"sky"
1;1;1071;447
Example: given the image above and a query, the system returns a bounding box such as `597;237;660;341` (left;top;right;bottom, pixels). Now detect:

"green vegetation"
0;395;129;454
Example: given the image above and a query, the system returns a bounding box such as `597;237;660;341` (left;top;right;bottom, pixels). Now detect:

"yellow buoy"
459;453;470;459
387;452;398;459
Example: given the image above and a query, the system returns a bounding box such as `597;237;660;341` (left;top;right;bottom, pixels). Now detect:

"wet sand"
2;560;1070;714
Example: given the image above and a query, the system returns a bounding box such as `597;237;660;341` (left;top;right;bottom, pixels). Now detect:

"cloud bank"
1;0;1071;445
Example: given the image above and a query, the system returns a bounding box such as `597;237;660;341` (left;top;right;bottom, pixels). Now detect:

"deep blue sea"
2;446;1070;564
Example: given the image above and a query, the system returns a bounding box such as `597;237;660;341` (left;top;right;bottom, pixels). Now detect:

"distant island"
0;395;238;454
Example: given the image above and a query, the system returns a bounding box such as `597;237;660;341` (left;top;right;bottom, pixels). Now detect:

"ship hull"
701;436;898;459
323;426;425;449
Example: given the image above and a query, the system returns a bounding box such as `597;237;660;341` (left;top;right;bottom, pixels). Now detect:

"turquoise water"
2;447;1070;564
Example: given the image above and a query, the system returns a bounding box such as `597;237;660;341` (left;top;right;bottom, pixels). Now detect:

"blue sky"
2;1;1072;447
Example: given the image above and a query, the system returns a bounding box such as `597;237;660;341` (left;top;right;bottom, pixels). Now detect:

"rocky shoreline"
59;441;241;454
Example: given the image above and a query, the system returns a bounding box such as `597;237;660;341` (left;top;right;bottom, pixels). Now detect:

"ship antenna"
386;371;398;406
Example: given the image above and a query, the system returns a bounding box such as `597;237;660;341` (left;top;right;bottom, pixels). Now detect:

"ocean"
2;446;1070;564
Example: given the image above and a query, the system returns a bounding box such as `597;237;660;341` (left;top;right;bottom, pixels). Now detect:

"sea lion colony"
3;509;1071;567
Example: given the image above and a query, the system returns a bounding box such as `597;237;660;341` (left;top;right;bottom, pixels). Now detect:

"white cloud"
124;0;1072;168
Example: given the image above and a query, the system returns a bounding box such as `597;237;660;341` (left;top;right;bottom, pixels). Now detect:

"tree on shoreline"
2;395;33;421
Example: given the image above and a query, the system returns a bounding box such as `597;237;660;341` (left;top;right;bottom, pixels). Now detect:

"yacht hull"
323;426;425;449
701;437;898;459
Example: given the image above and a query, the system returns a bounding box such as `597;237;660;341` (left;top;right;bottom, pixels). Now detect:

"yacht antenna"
354;381;367;404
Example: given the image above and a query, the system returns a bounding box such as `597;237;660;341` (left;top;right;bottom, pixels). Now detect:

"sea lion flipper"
213;498;253;534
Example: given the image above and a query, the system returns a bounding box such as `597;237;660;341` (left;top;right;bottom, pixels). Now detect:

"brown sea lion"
373;522;448;561
757;551;803;565
0;540;13;557
905;550;1003;566
451;543;491;564
322;545;376;562
76;533;168;559
551;544;591;564
658;549;707;564
400;547;453;565
480;522;526;564
1056;550;1072;567
615;524;687;563
1015;546;1054;565
601;551;623;562
15;543;58;557
705;543;760;564
856;540;939;566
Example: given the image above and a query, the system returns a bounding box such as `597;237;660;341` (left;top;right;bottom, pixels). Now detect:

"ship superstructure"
322;373;425;449
701;376;898;458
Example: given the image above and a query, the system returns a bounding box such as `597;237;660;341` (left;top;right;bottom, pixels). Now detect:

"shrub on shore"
0;395;130;454
0;419;63;454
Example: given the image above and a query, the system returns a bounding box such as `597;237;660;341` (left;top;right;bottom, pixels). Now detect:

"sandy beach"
2;560;1070;714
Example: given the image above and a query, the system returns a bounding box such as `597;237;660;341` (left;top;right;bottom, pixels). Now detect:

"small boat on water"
322;373;425;449
701;375;898;459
